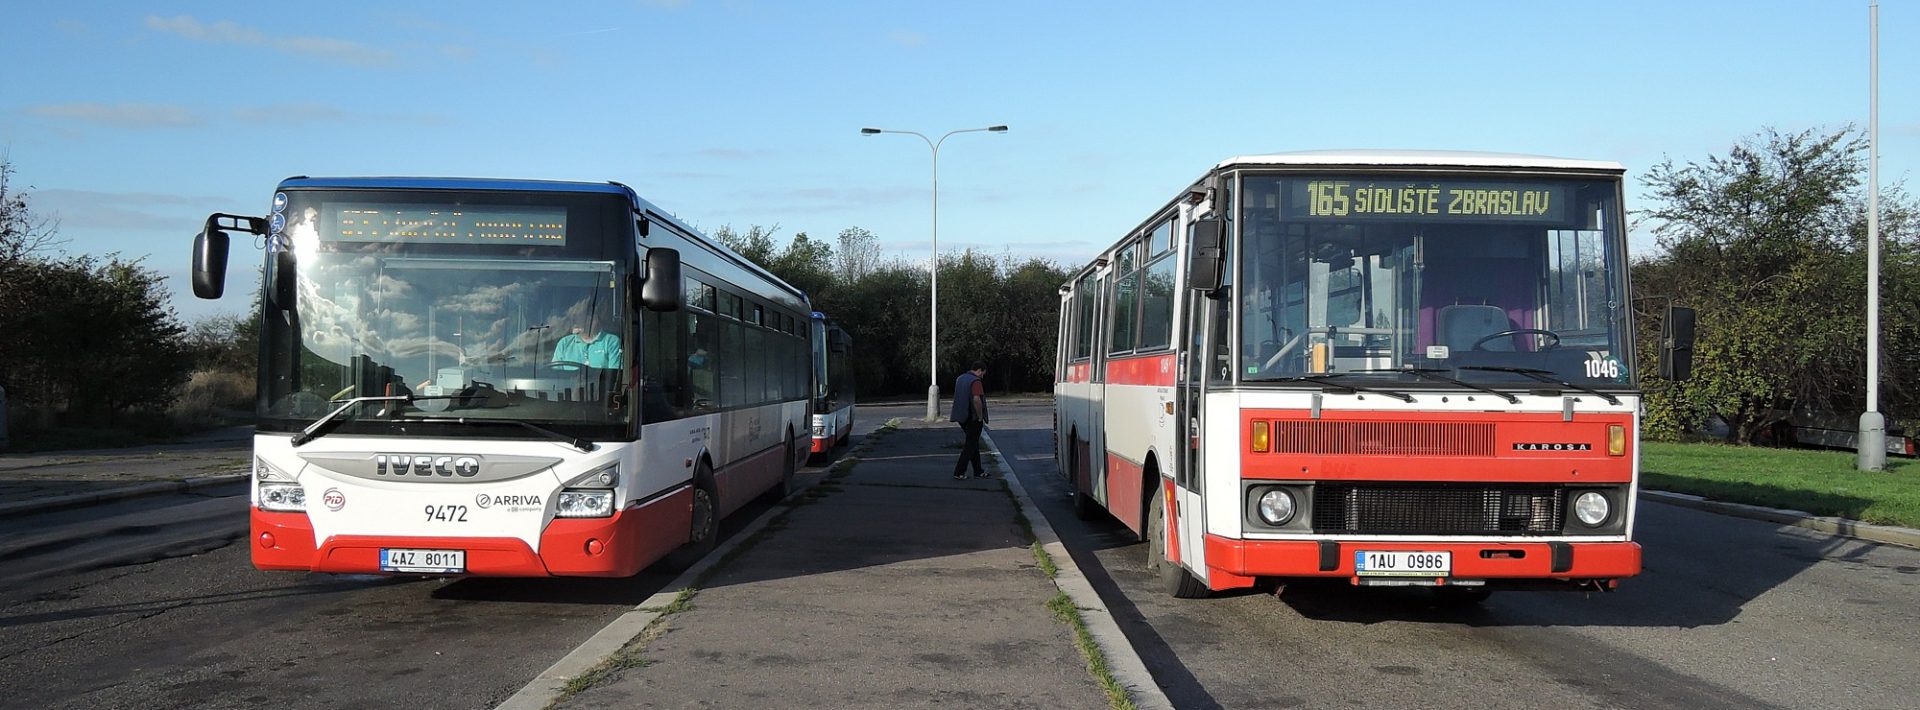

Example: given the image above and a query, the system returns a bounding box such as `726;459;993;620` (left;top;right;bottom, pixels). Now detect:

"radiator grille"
1267;421;1495;457
1311;484;1565;535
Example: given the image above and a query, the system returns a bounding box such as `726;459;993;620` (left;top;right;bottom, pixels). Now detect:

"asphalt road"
10;402;1918;710
0;415;887;710
988;401;1920;710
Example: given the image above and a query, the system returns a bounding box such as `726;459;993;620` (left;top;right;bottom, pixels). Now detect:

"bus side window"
688;312;718;409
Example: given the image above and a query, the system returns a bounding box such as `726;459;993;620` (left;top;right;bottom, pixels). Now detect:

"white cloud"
887;29;926;48
24;103;201;128
231;103;451;127
145;15;396;68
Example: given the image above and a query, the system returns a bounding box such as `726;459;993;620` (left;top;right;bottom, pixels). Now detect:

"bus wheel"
1432;586;1492;607
1147;483;1209;599
664;468;718;571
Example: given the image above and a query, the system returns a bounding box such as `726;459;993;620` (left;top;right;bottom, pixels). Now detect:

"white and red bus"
191;177;813;577
808;312;855;462
1055;151;1694;601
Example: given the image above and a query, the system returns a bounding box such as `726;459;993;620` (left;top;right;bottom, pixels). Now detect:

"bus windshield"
1237;173;1631;387
260;189;635;439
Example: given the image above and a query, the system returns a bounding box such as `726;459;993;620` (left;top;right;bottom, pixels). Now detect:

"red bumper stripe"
249;486;693;578
1204;534;1641;580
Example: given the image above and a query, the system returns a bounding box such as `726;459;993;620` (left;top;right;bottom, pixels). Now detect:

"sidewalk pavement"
560;419;1117;709
0;426;252;518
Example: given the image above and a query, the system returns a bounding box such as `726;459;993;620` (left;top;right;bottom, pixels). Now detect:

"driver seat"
1438;304;1513;352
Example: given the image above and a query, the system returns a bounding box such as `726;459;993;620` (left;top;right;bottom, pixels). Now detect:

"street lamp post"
1860;1;1884;471
860;124;1008;421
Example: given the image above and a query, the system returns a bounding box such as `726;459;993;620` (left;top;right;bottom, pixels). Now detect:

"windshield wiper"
407;417;595;452
1458;366;1621;405
1266;374;1415;402
290;395;596;452
291;395;412;447
1354;368;1519;404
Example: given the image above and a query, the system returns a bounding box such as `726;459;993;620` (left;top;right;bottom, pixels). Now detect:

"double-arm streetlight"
860;124;1008;421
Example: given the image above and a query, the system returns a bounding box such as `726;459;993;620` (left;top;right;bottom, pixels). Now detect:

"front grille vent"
1267;421;1495;457
1311;484;1564;535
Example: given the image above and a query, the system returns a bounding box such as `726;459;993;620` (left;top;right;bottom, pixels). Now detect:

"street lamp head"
988;125;1009;133
860;128;882;135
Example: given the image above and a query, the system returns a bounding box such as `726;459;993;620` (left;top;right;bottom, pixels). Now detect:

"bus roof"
277;176;637;195
1214;149;1624;174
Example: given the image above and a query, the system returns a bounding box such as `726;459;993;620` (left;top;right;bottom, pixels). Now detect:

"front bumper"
249;486;692;578
1204;534;1641;590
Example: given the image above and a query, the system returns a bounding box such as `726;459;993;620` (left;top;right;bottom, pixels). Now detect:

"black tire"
1068;444;1097;521
662;465;718;571
1432;586;1493;607
1147;482;1209;599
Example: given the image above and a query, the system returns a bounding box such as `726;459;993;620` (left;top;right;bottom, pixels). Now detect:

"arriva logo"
375;454;482;478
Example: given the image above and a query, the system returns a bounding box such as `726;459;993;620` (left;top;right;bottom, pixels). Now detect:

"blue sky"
2;1;1914;321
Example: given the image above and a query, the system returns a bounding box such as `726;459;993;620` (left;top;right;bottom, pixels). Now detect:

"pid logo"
322;488;346;511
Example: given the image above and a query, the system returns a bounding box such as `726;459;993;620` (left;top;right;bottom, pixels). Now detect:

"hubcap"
691;489;714;542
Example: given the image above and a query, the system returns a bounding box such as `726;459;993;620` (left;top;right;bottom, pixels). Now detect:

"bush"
167;369;256;429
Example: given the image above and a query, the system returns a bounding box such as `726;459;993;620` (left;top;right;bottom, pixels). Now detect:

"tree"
1635;127;1919;442
0;158;195;431
835;227;882;284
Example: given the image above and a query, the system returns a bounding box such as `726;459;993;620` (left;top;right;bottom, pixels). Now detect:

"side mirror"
192;229;230;299
1186;219;1226;292
1660;305;1696;381
641;247;682;312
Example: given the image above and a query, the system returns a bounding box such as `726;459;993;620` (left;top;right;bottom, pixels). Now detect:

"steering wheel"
1471;328;1561;351
540;361;586;375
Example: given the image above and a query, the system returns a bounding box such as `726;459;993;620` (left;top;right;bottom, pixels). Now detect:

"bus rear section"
1054;151;1688;599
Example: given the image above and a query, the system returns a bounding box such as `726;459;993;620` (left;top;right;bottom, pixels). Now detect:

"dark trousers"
953;420;985;476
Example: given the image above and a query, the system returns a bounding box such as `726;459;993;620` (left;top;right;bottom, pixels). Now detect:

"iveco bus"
191;177;813;577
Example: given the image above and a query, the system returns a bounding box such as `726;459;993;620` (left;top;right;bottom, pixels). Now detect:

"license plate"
380;548;465;574
1354;550;1451;577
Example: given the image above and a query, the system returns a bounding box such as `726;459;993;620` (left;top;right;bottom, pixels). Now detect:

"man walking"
950;364;989;479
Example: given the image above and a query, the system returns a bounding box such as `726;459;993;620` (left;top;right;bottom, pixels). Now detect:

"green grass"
1044;591;1137;710
1642;442;1920;527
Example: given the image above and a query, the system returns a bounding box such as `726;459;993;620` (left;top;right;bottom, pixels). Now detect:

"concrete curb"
498;426;894;710
1644;489;1920;550
985;431;1174;710
0;473;248;520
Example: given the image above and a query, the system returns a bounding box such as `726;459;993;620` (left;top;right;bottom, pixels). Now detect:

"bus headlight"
258;483;306;512
557;490;615;518
1573;491;1611;527
1257;489;1296;525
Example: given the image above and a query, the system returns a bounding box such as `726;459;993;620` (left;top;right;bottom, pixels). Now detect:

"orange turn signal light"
1608;424;1626;456
1251;421;1271;453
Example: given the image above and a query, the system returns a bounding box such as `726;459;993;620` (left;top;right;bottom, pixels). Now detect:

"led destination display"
1283;179;1571;224
319;204;568;246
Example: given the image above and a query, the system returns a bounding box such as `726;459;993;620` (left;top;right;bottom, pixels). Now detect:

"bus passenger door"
1174;229;1210;577
1085;270;1110;509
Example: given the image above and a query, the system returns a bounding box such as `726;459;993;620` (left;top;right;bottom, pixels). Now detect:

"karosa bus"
191;178;814;577
1053;151;1696;601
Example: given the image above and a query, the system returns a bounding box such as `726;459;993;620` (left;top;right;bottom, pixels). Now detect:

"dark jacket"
950;371;987;423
